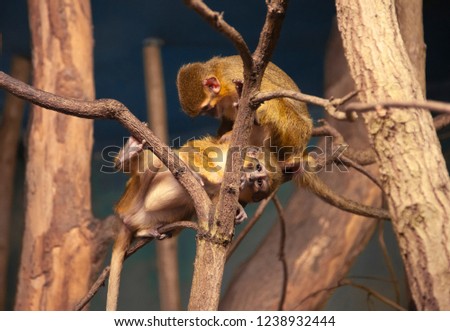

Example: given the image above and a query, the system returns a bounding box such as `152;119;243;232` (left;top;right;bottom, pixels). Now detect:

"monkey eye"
256;163;262;172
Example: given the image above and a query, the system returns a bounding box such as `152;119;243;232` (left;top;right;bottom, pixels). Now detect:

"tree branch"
342;99;450;116
340;279;406;311
253;0;289;72
0;71;211;224
254;89;358;120
183;0;252;69
433;114;450;131
272;196;288;311
187;0;289;311
74;221;198;310
377;222;400;304
226;191;276;261
312;119;377;165
340;156;383;190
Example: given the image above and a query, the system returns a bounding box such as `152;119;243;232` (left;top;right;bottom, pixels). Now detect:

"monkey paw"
235;204;248;224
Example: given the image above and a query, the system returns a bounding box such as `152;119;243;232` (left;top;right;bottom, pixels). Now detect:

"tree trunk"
0;56;31;310
336;0;450;310
14;0;97;310
143;38;181;311
221;0;428;310
220;21;379;310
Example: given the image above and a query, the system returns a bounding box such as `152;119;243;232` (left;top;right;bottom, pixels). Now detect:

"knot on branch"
172;167;187;179
266;0;286;16
213;11;225;26
225;185;238;195
196;230;231;247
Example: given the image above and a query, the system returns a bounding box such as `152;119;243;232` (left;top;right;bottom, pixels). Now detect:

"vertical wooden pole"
0;55;30;309
15;0;96;310
143;38;181;310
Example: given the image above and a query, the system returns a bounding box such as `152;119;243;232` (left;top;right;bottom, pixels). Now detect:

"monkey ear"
203;76;221;94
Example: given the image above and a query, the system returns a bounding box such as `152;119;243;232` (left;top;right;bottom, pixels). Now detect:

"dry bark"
14;0;98;310
221;0;429;310
0;56;30;310
220;21;380;310
186;0;289;311
143;38;181;311
336;0;450;310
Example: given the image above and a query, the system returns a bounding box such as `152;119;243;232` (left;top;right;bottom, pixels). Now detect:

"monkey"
177;55;312;163
176;55;390;220
106;136;282;311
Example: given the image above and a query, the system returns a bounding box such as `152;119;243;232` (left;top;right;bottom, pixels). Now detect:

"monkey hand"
235;203;248;224
115;136;145;169
218;130;233;144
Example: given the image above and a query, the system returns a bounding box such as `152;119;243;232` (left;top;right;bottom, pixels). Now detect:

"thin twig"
433;114;450;131
312;119;377;166
340;155;383;190
340;279;406;311
226;191;276;261
74;221;198;311
293;279;405;311
272;196;288;311
342;99;450;115
377;222;401;304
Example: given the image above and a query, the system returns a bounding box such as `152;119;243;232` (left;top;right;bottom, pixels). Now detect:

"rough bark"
221;0;429;310
14;0;97;310
186;0;289;311
0;56;31;310
336;0;450;310
220;21;380;311
143;38;181;311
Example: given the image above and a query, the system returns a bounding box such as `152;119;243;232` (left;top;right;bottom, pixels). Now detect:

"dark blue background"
1;0;449;310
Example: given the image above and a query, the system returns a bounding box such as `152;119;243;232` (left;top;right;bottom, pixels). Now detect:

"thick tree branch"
253;0;289;73
187;0;289;311
0;71;211;223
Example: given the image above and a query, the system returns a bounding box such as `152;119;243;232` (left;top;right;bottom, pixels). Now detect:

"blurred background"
0;0;449;310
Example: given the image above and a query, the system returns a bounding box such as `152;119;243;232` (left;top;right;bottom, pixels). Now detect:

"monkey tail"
106;224;132;311
296;171;390;219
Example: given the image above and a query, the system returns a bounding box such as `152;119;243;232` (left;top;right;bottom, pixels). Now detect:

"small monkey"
177;56;390;220
177;55;312;162
106;136;281;310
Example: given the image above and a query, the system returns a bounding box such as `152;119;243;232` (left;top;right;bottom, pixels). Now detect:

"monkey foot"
135;228;167;240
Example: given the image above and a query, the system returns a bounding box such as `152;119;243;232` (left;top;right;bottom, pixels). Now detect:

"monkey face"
239;150;272;203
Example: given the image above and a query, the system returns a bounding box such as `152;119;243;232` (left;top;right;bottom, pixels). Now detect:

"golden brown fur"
106;136;282;310
177;55;313;162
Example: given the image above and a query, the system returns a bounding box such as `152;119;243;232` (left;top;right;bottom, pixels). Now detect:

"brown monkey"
106;136;281;310
177;55;312;163
176;56;389;220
